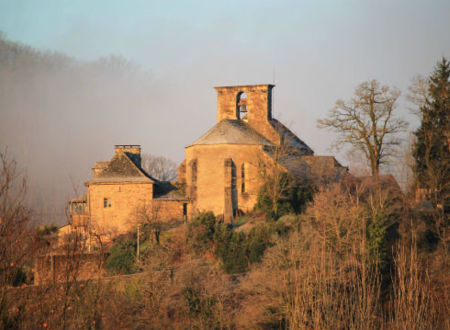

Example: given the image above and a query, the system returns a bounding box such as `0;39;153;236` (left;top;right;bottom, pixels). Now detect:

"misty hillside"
0;33;176;224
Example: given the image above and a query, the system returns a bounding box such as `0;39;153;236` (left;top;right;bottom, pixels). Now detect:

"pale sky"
1;0;449;221
2;0;449;154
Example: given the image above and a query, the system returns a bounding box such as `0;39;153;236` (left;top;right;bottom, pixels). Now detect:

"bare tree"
133;201;163;245
0;150;35;328
256;139;296;219
318;80;407;178
141;154;178;181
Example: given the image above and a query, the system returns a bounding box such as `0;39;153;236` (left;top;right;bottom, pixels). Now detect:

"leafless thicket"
237;183;448;329
3;179;448;328
141;154;178;181
0;150;36;327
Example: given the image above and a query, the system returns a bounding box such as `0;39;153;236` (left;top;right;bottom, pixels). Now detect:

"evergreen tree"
413;58;450;210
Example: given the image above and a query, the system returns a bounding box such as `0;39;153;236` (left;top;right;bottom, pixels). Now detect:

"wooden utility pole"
137;225;140;262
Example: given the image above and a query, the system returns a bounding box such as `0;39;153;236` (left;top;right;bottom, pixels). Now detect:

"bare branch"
141;153;177;181
318;80;407;177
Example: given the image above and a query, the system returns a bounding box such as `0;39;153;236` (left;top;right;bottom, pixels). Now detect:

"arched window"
236;92;248;121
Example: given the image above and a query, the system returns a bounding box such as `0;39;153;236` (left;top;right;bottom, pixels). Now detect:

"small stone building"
67;84;346;239
68;145;189;240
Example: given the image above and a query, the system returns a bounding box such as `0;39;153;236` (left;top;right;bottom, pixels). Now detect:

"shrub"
215;224;248;273
256;178;313;220
246;224;274;264
105;239;137;275
367;209;389;265
125;278;143;301
188;213;290;274
182;286;219;328
214;222;289;273
187;212;216;254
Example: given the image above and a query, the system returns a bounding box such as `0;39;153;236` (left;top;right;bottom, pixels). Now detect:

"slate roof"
86;152;156;185
359;175;401;191
189;118;314;156
263;147;348;183
154;181;189;201
270;119;313;155
86;152;189;200
189;119;273;147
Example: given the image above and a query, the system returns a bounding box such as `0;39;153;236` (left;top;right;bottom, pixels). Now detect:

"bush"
215;224;248;273
182;286;219;328
187;212;216;254
214;222;290;273
125;278;143;301
105;239;137;275
256;178;313;220
367;209;389;265
246;224;274;264
188;213;290;274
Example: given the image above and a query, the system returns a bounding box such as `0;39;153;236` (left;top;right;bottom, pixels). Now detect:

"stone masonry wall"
215;84;280;145
88;182;189;238
34;252;105;285
88;183;154;237
153;199;189;223
185;144;261;218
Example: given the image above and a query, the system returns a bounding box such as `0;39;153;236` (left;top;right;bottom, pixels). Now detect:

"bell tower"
214;84;280;145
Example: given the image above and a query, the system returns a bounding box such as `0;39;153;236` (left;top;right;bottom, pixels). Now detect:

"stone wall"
214;84;280;145
152;199;189;223
87;182;189;238
34;252;105;285
185;144;261;219
88;182;154;237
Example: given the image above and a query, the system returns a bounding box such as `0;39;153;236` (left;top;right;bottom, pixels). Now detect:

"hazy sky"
2;0;450;153
1;0;450;221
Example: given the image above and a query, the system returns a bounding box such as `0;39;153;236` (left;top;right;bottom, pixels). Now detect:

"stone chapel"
67;84;347;239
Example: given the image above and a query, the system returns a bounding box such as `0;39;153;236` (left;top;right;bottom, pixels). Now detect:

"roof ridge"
270;119;314;154
122;152;157;182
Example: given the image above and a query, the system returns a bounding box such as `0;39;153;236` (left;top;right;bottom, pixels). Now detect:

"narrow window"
183;203;187;222
241;163;246;193
231;163;237;191
236;92;248;121
46;257;52;270
103;198;111;208
190;160;197;200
